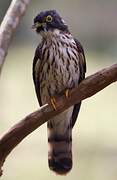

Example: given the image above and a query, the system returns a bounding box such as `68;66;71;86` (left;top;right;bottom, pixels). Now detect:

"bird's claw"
50;97;57;111
50;90;69;110
65;89;69;98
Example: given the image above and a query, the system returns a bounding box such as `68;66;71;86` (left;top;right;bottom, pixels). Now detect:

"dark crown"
33;10;68;33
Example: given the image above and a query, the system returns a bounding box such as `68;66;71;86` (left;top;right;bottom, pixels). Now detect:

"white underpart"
38;29;80;133
48;106;74;135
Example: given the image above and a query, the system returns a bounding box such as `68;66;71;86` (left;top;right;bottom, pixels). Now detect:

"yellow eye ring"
46;15;53;22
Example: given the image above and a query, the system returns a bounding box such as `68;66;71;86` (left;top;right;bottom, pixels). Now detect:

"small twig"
0;63;117;176
0;0;31;74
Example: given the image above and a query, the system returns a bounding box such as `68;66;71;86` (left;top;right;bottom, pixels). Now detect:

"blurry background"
0;0;117;180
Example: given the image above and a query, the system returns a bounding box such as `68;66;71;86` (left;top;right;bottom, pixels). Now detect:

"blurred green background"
0;0;117;180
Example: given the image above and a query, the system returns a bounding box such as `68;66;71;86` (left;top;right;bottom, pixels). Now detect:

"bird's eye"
46;15;53;22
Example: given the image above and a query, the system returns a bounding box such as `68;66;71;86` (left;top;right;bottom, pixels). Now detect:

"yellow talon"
50;97;57;111
65;89;69;98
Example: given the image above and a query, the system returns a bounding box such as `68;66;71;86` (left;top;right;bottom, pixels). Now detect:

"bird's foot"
50;97;57;111
65;89;69;98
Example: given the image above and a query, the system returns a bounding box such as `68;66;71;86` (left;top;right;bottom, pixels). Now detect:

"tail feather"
48;139;72;175
47;107;74;175
47;122;72;174
47;100;81;175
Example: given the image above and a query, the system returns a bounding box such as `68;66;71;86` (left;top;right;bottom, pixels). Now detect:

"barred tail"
47;120;72;175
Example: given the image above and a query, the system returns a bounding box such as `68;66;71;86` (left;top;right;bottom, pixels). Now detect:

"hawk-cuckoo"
32;10;86;175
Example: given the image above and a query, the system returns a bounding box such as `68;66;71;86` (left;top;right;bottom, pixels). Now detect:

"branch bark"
0;0;31;74
0;63;117;176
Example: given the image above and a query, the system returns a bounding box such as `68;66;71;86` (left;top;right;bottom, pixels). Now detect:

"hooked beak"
31;22;47;31
31;24;36;29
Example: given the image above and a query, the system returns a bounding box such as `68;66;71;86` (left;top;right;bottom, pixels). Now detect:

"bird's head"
32;10;68;36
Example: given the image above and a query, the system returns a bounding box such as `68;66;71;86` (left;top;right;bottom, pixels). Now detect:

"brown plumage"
32;10;86;175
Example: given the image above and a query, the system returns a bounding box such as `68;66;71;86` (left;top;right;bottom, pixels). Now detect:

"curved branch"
0;63;117;176
0;0;31;74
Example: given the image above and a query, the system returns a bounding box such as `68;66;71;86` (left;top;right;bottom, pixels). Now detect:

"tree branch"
0;0;31;74
0;63;117;176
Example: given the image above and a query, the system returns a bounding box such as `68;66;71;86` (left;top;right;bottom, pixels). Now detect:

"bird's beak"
31;24;36;29
31;22;42;29
31;22;47;31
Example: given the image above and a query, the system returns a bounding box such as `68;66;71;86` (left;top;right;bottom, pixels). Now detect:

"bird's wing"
71;38;86;127
74;38;86;81
33;45;42;106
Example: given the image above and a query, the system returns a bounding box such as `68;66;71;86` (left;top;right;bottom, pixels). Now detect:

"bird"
32;10;86;175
